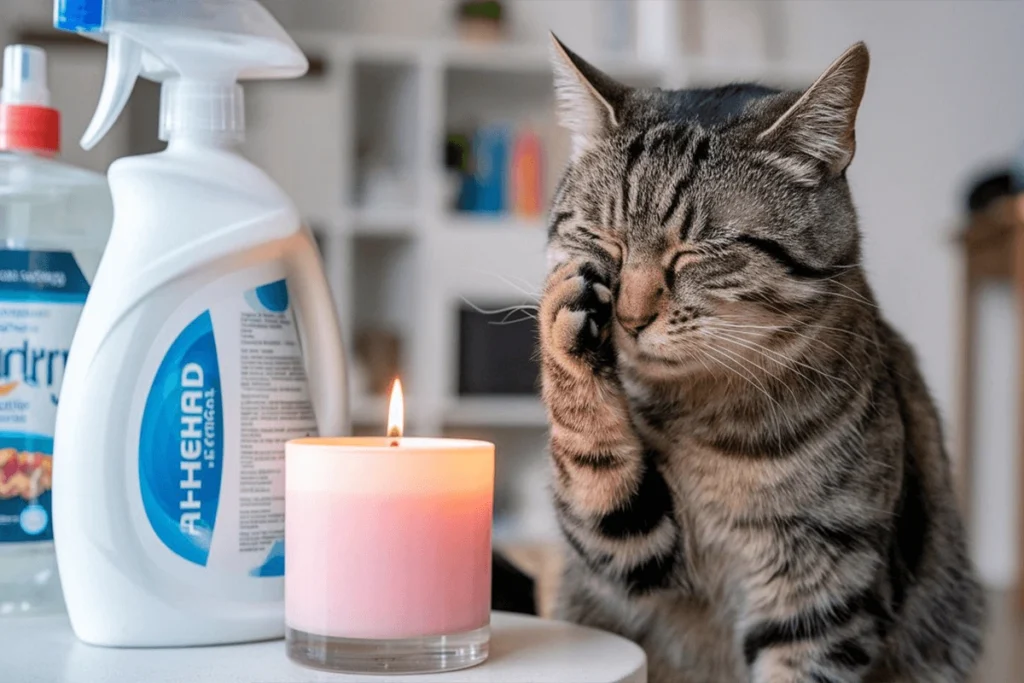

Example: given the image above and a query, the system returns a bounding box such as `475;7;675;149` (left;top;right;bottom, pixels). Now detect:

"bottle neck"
159;79;245;146
165;132;241;153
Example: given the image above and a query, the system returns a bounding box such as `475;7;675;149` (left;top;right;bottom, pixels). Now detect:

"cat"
539;35;985;683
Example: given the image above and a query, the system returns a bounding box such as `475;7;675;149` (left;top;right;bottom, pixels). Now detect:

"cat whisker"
712;330;816;381
824;262;864;272
460;298;539;316
812;265;865;285
707;327;846;382
484;272;543;302
708;321;793;333
712;330;857;396
804;286;879;309
828;278;874;303
714;317;860;354
489;314;537;325
715;315;873;375
705;333;801;405
689;348;714;375
806;277;876;307
700;340;785;410
724;297;880;347
697;344;789;456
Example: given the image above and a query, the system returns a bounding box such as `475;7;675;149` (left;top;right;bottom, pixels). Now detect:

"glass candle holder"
285;437;494;674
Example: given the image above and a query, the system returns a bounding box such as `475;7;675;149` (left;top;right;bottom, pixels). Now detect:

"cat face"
547;37;870;379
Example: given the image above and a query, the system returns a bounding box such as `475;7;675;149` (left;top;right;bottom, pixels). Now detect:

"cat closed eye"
600;240;624;265
591;244;623;273
668;250;700;272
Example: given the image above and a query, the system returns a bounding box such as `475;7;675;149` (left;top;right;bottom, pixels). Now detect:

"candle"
285;380;495;674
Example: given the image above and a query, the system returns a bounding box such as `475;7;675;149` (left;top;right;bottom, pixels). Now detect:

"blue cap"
54;0;105;33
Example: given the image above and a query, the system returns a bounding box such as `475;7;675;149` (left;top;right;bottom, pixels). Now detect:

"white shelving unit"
245;35;819;435
241;32;819;538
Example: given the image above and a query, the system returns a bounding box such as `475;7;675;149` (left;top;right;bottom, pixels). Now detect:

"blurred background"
3;0;1023;676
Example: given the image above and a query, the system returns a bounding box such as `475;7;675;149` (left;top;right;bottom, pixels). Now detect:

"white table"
5;611;646;683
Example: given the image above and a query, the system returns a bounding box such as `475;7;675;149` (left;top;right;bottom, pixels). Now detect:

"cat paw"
541;262;615;373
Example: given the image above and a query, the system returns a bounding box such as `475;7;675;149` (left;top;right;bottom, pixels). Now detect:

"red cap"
0;104;60;157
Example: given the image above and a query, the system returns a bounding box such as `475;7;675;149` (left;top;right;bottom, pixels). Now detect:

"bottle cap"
0;45;60;155
159;80;245;144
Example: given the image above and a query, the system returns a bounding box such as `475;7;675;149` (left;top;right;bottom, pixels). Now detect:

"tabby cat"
540;36;984;683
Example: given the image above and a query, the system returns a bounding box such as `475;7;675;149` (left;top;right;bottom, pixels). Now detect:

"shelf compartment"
443;396;546;428
349;236;418;401
457;301;539;397
346;206;420;237
351;60;420;212
431;225;547;300
350;394;547;429
444;213;546;232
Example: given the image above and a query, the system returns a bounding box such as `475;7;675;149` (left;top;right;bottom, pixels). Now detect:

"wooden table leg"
957;261;975;522
1014;208;1024;611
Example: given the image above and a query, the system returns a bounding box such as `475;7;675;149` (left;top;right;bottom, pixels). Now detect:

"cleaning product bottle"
0;44;112;616
510;127;543;219
52;0;347;646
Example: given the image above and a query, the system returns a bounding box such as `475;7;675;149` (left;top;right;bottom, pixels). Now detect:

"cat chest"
661;440;820;570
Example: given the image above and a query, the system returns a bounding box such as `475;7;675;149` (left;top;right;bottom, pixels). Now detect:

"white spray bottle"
52;0;348;646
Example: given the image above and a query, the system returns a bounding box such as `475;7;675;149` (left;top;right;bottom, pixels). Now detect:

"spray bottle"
52;0;347;645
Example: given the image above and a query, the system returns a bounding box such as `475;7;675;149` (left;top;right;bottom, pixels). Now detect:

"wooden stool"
958;193;1024;608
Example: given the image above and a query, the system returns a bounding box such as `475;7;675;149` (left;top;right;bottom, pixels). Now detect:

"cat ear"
758;42;869;178
549;32;628;160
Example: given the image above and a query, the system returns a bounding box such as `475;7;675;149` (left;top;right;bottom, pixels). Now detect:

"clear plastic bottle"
0;45;112;615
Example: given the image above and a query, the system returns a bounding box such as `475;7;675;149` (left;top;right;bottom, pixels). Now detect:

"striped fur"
541;38;984;683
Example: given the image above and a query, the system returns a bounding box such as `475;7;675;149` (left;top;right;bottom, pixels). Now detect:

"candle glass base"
286;625;490;674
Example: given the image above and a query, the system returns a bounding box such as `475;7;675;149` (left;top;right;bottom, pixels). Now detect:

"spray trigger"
81;34;142;151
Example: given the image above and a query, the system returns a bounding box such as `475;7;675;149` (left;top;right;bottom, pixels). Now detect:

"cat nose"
618;313;657;338
616;263;664;337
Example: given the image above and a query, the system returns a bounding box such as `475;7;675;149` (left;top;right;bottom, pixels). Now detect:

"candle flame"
387;378;404;439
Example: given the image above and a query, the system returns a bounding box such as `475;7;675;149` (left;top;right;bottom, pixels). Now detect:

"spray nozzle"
54;0;307;149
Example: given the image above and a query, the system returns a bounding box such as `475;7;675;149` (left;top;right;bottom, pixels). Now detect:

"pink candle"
284;425;494;674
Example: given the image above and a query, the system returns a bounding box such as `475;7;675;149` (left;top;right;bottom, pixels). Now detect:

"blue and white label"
139;269;316;576
0;250;89;543
139;312;224;566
